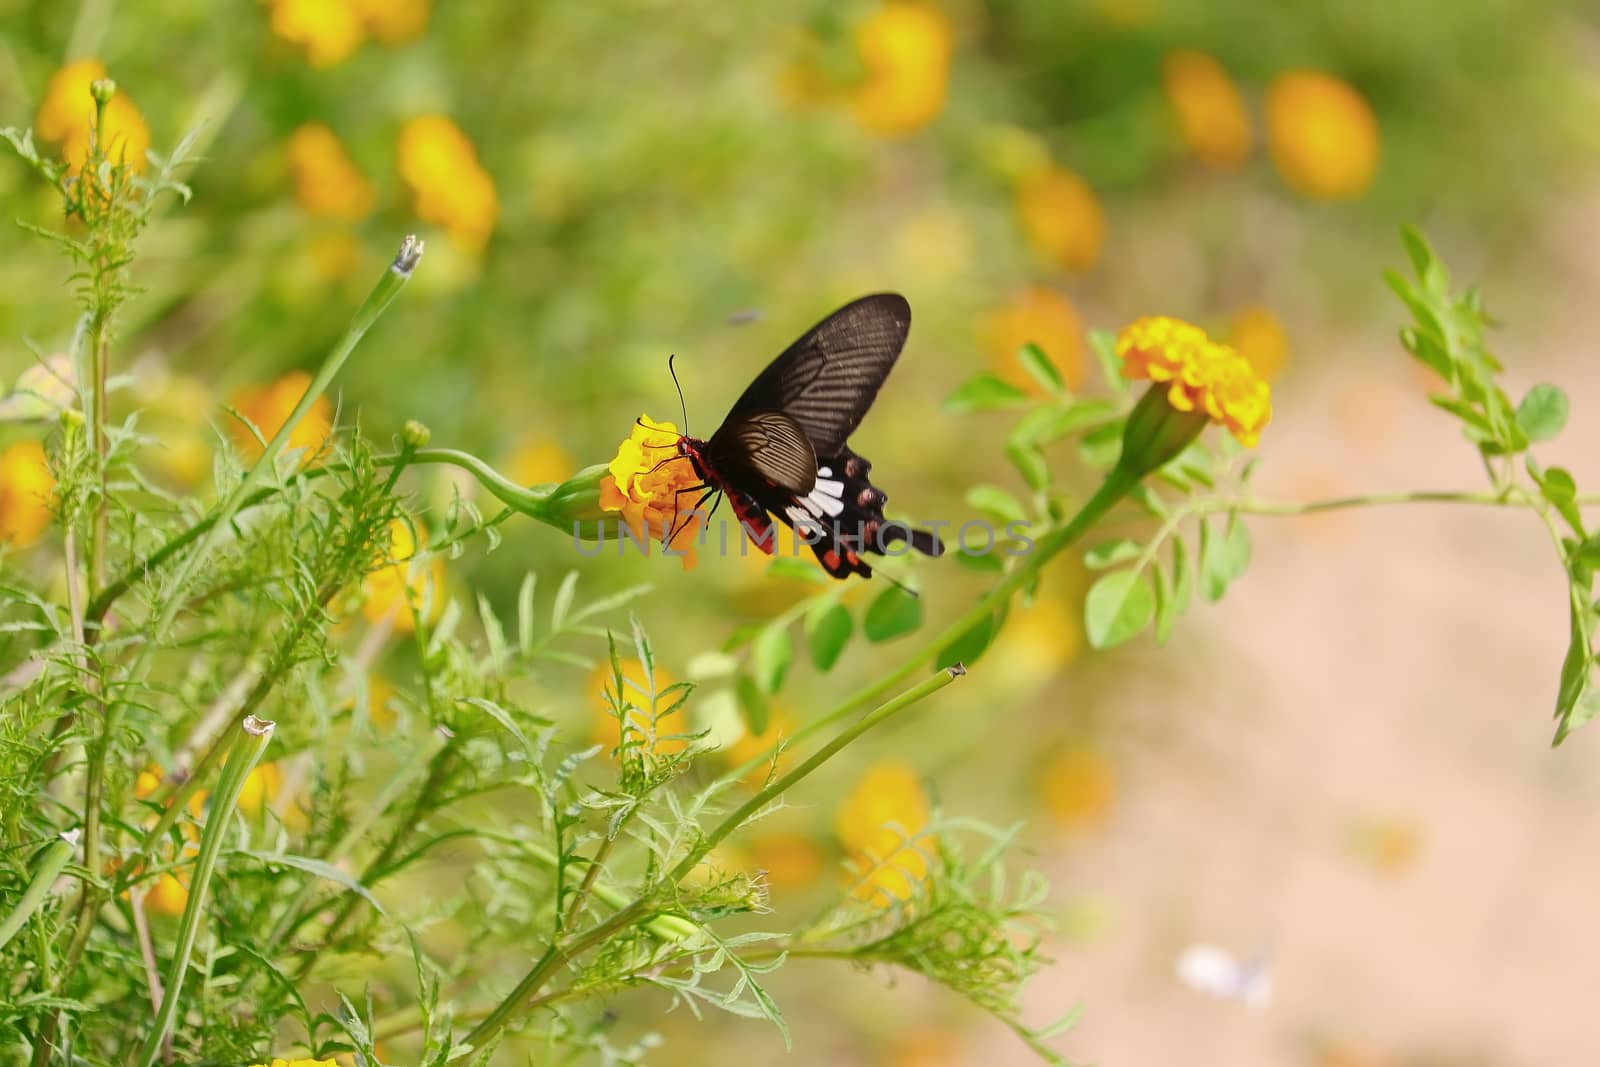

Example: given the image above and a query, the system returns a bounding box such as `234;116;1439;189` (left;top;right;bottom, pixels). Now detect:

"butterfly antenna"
880;571;920;599
668;353;690;436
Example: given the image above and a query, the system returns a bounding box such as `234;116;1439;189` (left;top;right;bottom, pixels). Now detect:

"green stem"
0;832;77;951
136;716;275;1067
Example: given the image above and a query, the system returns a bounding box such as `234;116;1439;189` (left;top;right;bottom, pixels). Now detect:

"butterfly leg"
666;483;718;544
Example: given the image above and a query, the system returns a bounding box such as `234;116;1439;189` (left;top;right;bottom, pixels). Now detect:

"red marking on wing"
730;493;776;555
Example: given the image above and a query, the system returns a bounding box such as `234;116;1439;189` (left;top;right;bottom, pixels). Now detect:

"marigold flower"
836;761;934;907
1267;70;1379;200
1015;165;1105;273
849;2;953;136
144;871;190;916
1116;316;1271;449
590;657;687;758
0;440;55;548
350;0;429;42
266;0;365;67
361;517;445;633
1228;305;1289;380
722;706;795;787
746;832;825;891
1162;50;1252;169
237;761;310;829
979;286;1086;393
506;435;575;486
598;415;702;569
397;115;498;251
229;371;334;465
34;58;150;175
1041;744;1115;830
287;123;376;220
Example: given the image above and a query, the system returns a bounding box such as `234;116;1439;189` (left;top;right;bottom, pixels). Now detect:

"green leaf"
1006;440;1049;492
1087;329;1128;393
966;484;1027;525
1078;423;1122;469
1008;399;1122;447
1566;688;1600;736
1084;539;1141;570
766;556;829;583
1171;536;1193;617
1153;561;1176;645
1535;465;1584;534
938;607;1005;668
1515;384;1569;443
943;373;1029;414
1198;514;1251;602
752;625;793;694
954;549;1005;573
863;586;923;642
1018;342;1067;395
804;600;853;672
736;674;770;735
1085;570;1155;649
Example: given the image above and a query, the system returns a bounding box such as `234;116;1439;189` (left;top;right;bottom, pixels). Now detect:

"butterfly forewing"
722;293;911;456
705;411;817;494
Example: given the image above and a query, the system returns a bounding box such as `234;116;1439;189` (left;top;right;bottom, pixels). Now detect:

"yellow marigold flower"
722;706;795;787
979;286;1086;393
0;440;55;548
589;657;687;758
287;123;376;220
836;761;934;907
230;371;334;465
598;415;702;569
397;115;499;251
1015;165;1105;273
849;2;953;136
746;832;825;892
34;58;150;175
362;517;445;633
351;0;429;43
1041;744;1115;831
506;435;575;486
144;871;190;916
1162;50;1252;169
1228;305;1289;380
267;0;365;68
1116;316;1271;448
1267;70;1379;200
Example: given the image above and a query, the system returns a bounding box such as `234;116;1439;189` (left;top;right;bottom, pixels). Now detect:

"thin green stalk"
0;831;77;951
465;664;964;1050
135;716;275;1067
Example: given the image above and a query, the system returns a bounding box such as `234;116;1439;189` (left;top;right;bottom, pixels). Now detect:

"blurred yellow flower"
1228;305;1289;380
747;832;825;892
287;123;376;221
1344;815;1424;875
267;0;365;67
1162;50;1251;169
850;2;953;136
237;761;310;829
34;58;150;175
989;589;1082;685
352;0;430;44
1041;744;1115;830
886;1028;966;1067
144;871;190;916
599;415;701;569
1267;70;1379;200
590;657;687;758
979;286;1086;393
507;435;575;486
229;371;333;465
362;517;445;633
305;231;365;283
1116;316;1271;447
397;116;499;251
836;761;934;907
722;706;795;787
1015;165;1105;273
0;441;55;548
346;674;397;727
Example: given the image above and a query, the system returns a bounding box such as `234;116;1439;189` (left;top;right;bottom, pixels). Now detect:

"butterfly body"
675;294;943;580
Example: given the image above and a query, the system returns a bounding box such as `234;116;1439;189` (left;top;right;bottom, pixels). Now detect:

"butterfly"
668;293;944;580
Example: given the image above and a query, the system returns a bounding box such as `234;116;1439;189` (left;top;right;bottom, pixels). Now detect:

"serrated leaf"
943;373;1029;413
966;484;1027;525
1018;342;1067;395
241;851;386;914
1084;538;1141;570
1516;384;1569;443
736;674;769;735
863;585;923;642
804;601;853;672
752;625;793;694
1084;570;1155;649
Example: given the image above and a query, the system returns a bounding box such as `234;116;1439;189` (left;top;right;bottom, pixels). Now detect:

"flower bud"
89;78;116;106
401;419;431;449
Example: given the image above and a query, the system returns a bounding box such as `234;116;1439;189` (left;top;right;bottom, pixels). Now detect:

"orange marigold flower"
1041;744;1116;831
144;871;190;916
230;370;333;465
849;2;953;136
34;58;150;175
1116;316;1271;448
1228;305;1290;381
836;761;935;907
352;0;430;44
1162;50;1252;169
0;440;55;548
287;123;376;220
598;415;702;569
746;832;825;891
979;286;1086;393
589;657;687;758
266;0;365;67
362;517;445;633
397;116;499;251
1015;165;1105;273
1267;70;1379;200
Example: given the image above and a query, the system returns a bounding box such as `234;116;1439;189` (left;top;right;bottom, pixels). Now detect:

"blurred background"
5;1;1600;1064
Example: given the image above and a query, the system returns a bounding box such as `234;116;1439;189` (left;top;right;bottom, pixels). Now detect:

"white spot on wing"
814;476;844;498
805;488;845;517
817;466;833;478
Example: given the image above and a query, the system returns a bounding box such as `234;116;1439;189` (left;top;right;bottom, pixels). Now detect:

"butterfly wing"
719;293;911;457
703;411;818;495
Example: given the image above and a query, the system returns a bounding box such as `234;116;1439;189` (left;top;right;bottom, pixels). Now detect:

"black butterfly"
668;293;944;580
